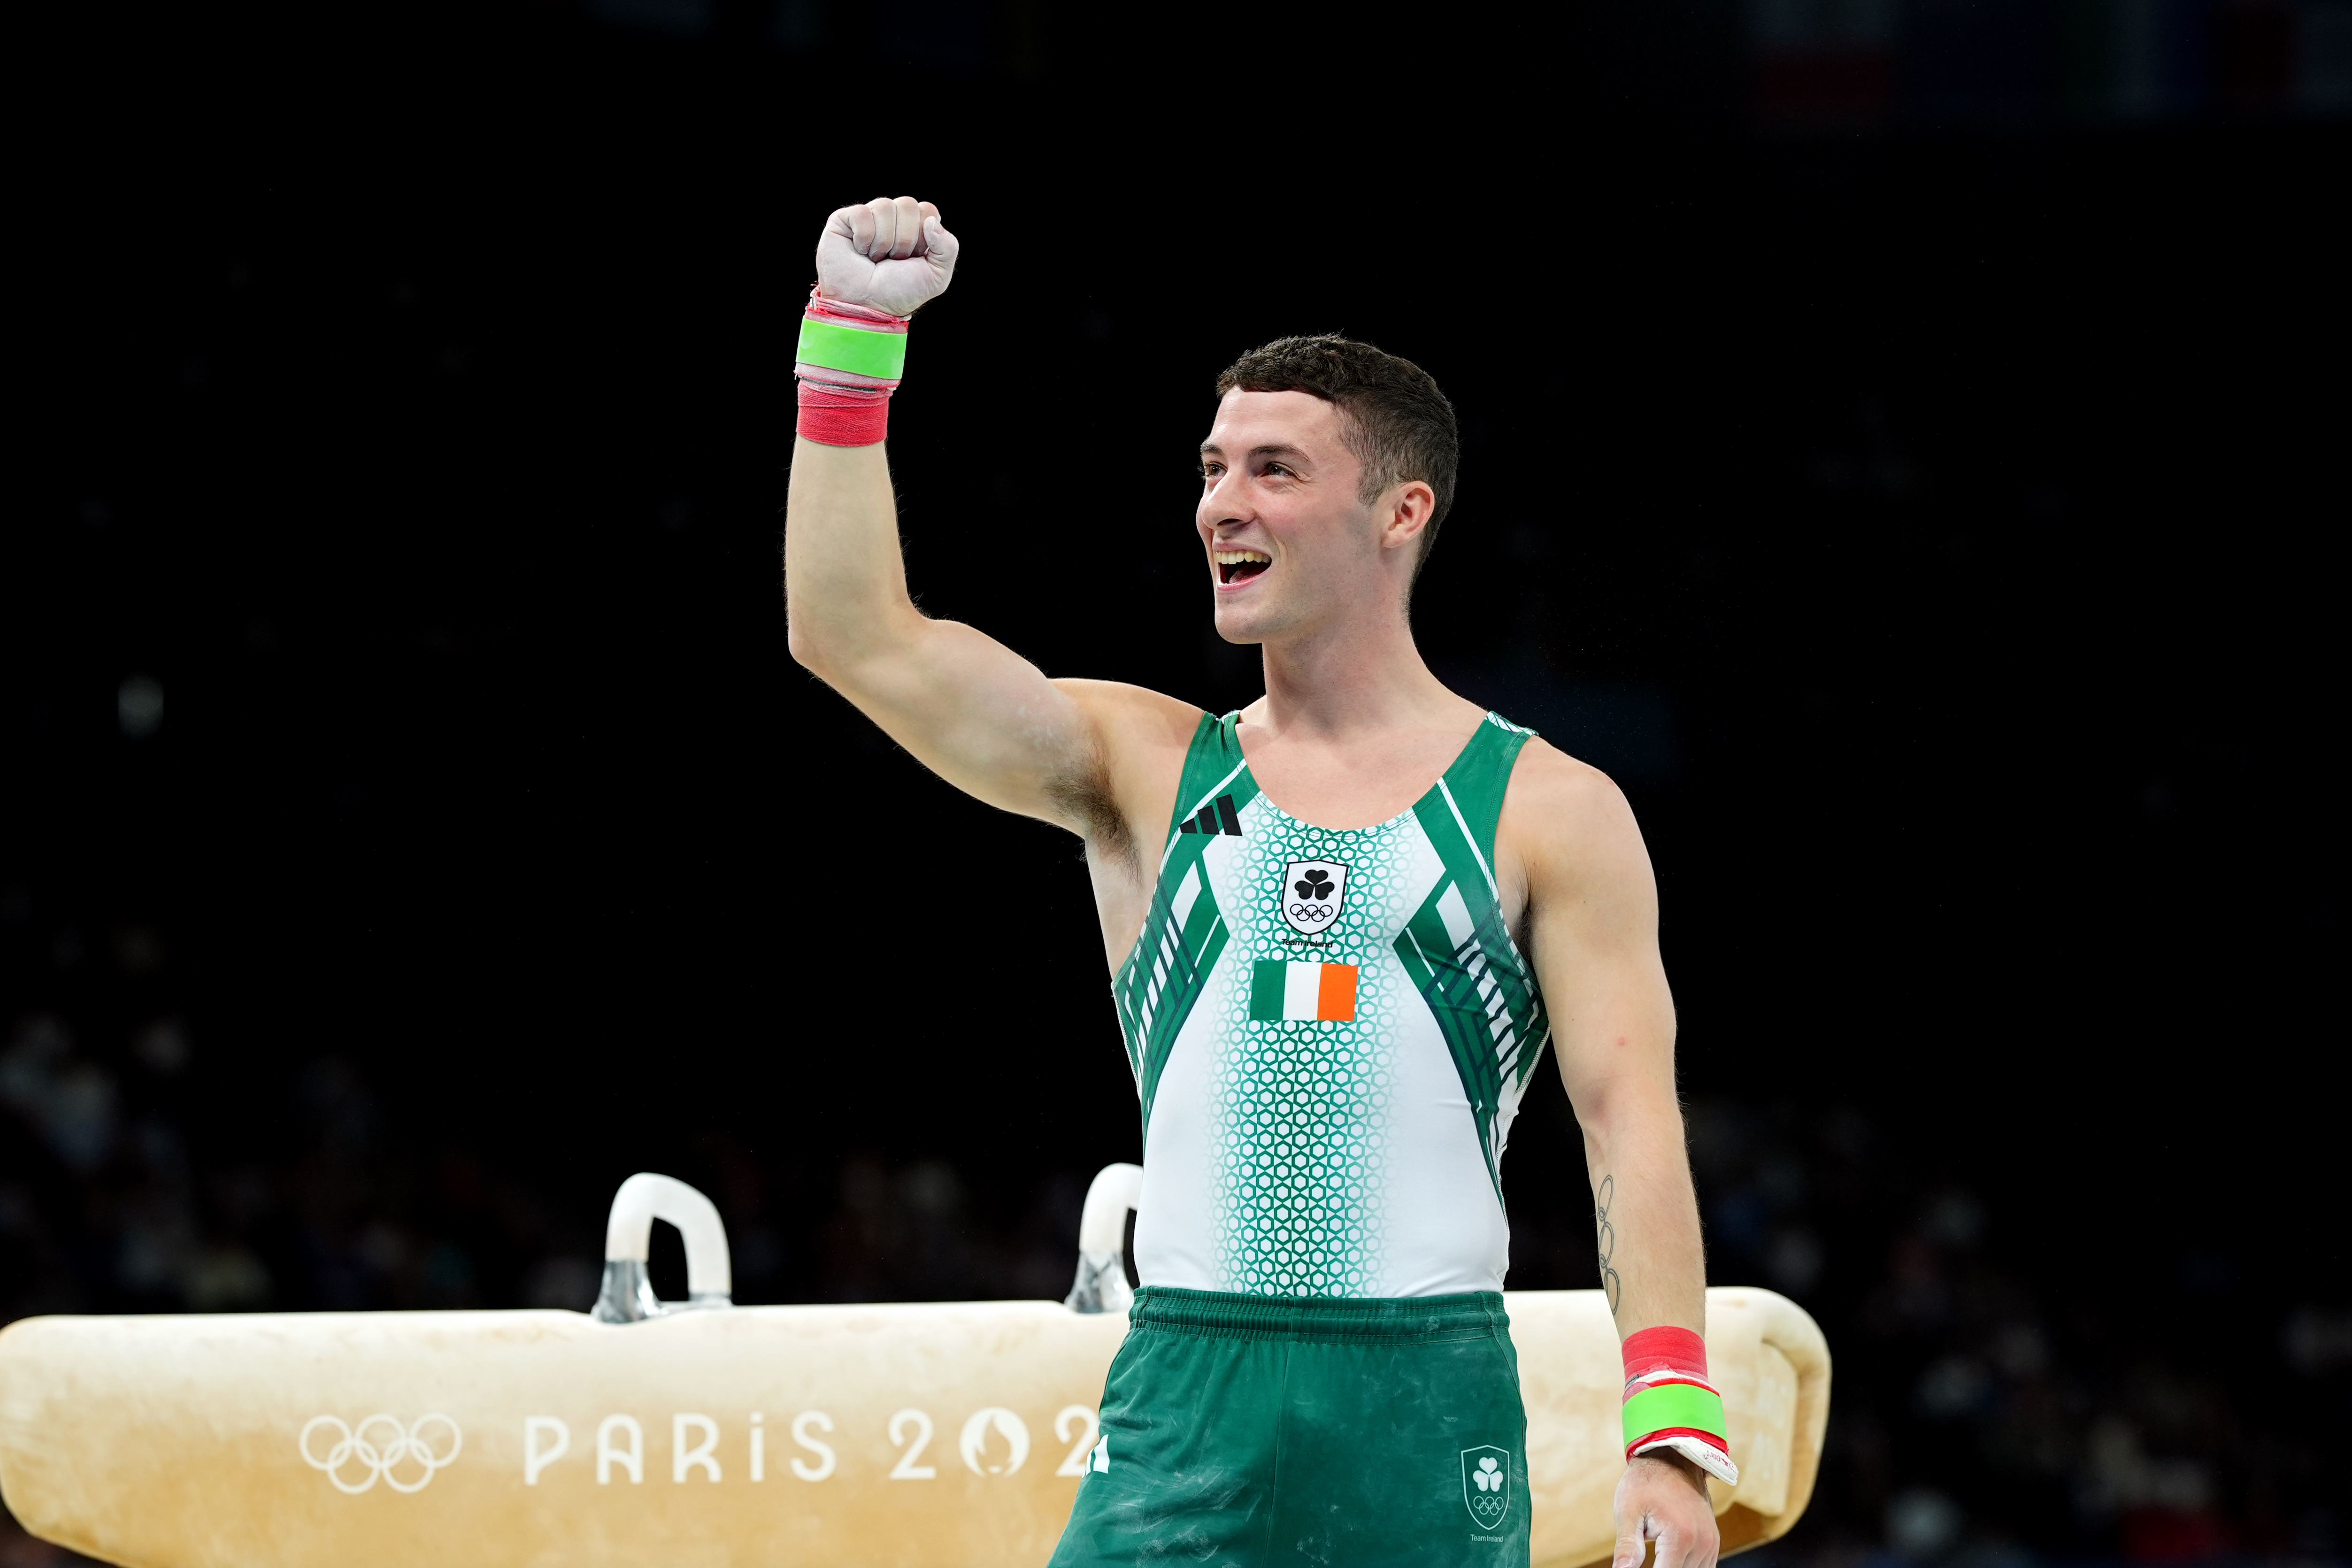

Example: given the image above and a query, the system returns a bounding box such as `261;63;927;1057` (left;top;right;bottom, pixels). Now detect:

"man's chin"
1210;609;1268;647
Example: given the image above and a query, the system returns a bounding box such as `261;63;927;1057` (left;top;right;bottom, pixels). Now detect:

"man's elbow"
785;603;862;679
787;598;924;684
785;615;831;676
1567;1073;1686;1150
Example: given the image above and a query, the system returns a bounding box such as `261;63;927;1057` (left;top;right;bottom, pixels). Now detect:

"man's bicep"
812;616;1109;830
1537;913;1678;1115
1515;761;1678;1108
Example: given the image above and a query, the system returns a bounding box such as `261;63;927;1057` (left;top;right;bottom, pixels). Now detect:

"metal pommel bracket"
1064;1162;1142;1315
592;1172;734;1323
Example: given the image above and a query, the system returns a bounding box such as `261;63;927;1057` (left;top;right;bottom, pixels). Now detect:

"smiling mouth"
1214;549;1271;585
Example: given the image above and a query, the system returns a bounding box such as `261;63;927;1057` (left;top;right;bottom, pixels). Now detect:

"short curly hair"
1214;333;1460;570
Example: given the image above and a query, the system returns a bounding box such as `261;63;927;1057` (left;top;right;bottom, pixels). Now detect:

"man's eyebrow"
1197;441;1313;462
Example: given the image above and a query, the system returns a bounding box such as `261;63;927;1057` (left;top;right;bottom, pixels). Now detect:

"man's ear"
1380;481;1438;552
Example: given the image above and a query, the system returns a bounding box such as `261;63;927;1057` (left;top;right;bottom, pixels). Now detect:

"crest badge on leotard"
1279;861;1349;936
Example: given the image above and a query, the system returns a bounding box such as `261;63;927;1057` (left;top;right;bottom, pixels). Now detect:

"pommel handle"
593;1172;733;1322
1066;1162;1142;1315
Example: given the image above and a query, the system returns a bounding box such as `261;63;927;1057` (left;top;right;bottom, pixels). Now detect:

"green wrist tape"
1621;1383;1729;1448
795;317;908;381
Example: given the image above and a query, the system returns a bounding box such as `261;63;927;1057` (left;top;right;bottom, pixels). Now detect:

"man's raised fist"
815;196;958;318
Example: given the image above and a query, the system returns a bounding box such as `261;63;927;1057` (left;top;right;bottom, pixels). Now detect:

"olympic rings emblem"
300;1414;462;1494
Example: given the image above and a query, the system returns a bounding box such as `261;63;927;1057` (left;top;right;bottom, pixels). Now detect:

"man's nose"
1199;467;1250;528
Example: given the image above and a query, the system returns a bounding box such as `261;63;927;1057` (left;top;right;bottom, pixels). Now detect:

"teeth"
1213;550;1271;566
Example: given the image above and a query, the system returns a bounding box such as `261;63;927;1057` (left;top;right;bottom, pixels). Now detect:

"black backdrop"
7;2;2347;1561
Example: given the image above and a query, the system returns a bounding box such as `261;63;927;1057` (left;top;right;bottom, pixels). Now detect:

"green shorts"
1049;1286;1532;1568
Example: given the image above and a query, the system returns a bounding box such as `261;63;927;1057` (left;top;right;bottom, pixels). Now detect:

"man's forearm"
783;436;922;675
1579;1085;1706;1336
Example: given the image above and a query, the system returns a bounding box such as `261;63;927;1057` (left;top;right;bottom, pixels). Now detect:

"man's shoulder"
1507;734;1634;822
1500;736;1653;886
1053;679;1207;750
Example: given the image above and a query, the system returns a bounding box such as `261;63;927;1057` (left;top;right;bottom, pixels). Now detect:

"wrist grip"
1621;1325;1740;1485
793;292;908;447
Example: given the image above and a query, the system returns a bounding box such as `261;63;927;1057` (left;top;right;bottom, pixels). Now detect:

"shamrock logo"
1279;861;1349;935
1461;1445;1511;1525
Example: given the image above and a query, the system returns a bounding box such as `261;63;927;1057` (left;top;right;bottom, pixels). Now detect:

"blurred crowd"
4;896;2345;1566
1676;1107;2346;1568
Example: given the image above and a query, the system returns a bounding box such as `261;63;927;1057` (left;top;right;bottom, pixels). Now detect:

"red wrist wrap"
1621;1326;1709;1387
797;382;891;447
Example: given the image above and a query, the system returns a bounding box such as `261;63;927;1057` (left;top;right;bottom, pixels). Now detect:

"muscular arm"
1509;742;1718;1568
782;199;1194;856
785;438;1114;834
1516;744;1701;1336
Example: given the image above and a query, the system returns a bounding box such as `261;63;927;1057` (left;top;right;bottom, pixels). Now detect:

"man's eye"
1264;463;1292;477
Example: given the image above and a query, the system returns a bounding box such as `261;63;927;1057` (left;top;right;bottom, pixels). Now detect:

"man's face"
1196;390;1387;646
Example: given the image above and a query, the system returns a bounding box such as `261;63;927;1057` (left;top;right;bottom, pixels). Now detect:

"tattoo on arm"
1595;1174;1622;1316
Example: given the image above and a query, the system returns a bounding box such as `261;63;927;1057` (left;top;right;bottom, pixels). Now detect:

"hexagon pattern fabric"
1116;712;1553;1299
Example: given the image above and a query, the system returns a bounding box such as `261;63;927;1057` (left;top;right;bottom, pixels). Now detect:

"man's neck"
1250;606;1466;740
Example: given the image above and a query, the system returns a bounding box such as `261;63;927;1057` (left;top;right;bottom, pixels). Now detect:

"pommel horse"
0;1167;1829;1566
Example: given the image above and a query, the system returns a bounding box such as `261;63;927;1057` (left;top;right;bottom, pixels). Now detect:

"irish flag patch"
1249;960;1359;1022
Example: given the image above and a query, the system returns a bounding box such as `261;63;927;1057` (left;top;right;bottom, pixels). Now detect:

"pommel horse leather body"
0;1286;1825;1568
1;1176;1827;1565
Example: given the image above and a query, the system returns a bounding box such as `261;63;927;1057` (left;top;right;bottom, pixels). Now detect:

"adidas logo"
1177;795;1243;837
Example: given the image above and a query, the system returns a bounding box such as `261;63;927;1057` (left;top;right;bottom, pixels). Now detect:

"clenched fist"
815;195;958;318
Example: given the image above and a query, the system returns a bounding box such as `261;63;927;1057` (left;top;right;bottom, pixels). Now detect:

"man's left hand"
1612;1452;1720;1568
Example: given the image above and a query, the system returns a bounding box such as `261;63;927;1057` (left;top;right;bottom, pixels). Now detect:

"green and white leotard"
1113;710;1553;1299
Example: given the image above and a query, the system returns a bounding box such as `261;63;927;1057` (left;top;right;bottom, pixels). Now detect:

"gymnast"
784;195;1733;1568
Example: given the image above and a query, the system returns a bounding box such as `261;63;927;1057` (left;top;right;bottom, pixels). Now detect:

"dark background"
5;1;2346;1564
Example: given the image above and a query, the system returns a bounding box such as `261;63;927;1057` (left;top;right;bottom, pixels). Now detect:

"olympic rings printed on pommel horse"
300;1414;463;1494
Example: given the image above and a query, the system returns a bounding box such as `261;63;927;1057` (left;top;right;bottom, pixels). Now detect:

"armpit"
1046;765;1132;865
